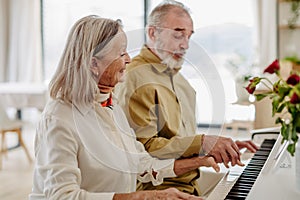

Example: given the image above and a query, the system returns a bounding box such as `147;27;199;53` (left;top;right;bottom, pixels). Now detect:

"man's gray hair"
147;0;192;28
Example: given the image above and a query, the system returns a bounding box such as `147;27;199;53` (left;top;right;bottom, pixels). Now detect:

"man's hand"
235;140;259;153
202;135;244;168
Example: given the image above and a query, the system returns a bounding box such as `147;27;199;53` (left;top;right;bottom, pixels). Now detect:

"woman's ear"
91;57;99;76
91;57;98;68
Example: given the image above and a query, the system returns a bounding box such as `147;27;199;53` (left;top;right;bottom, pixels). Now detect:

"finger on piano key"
206;139;276;200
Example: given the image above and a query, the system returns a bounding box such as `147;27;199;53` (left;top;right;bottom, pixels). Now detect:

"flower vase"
235;79;249;103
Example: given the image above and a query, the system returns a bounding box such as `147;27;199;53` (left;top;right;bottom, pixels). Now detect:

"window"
149;0;257;125
42;0;257;125
42;0;144;81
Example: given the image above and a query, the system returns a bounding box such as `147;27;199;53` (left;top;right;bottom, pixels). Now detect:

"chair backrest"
0;102;11;128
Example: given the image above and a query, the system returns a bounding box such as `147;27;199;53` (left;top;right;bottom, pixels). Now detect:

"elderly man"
115;0;258;196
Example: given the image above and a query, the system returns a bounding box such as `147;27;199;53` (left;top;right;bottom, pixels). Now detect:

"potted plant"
245;59;299;156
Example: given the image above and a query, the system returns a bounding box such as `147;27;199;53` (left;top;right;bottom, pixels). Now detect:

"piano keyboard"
206;139;276;200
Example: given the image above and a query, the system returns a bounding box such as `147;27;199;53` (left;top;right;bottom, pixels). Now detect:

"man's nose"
180;37;189;50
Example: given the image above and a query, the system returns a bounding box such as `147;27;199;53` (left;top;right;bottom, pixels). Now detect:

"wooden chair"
0;103;32;170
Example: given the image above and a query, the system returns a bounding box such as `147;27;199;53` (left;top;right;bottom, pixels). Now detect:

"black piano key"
230;188;251;194
241;170;259;175
232;186;252;191
238;174;258;179
232;186;251;191
248;160;267;164
247;162;265;166
249;155;268;160
225;196;246;200
243;167;261;172
230;184;252;189
235;179;256;185
226;192;248;198
225;138;276;199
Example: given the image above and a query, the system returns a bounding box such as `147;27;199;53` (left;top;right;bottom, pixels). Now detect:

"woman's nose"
125;53;131;64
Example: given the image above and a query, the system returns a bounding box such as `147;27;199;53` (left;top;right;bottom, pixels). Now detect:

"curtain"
254;0;277;68
0;0;8;81
0;0;42;82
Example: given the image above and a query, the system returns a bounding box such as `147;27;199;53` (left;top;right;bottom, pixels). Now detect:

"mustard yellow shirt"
115;45;204;195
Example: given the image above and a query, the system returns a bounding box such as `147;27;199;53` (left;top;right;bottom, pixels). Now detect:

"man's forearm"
140;134;204;159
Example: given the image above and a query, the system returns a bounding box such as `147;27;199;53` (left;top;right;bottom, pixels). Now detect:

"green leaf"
255;94;268;101
278;86;291;99
275;117;284;124
277;102;286;113
291;130;298;141
280;123;290;141
287;143;296;157
293;113;300;131
272;97;280;116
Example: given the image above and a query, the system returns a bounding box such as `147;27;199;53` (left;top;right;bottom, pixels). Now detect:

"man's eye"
174;35;184;39
173;32;184;40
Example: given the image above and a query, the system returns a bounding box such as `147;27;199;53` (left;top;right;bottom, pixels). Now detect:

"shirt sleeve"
120;81;204;159
33;116;115;200
133;133;176;186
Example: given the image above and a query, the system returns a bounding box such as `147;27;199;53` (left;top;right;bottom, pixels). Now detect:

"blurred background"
0;0;300;199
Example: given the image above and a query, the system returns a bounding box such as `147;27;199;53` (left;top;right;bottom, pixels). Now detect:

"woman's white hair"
49;15;121;105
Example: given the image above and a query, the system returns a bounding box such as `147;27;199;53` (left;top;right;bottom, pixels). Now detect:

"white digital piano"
206;128;300;200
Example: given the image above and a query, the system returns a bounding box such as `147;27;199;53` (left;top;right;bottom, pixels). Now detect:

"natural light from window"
43;0;257;125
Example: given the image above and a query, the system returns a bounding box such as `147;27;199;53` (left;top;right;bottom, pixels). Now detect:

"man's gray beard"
154;41;184;70
161;54;183;70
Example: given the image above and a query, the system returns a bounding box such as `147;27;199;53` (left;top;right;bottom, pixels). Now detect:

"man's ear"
147;26;156;41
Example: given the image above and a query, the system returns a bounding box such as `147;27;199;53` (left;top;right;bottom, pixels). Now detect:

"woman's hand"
154;188;203;199
173;155;220;176
113;188;203;200
197;156;220;172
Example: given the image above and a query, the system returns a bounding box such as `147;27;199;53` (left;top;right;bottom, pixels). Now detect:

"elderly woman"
29;15;219;200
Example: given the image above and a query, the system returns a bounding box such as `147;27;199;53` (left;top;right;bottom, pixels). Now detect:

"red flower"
263;59;280;74
286;74;300;86
245;84;256;94
290;92;300;104
245;77;261;94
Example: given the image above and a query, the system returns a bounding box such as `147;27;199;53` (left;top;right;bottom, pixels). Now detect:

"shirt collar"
140;45;181;75
140;45;168;73
72;91;105;116
73;92;118;115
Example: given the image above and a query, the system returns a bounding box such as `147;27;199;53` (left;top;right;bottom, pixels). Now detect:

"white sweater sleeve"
133;132;176;186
